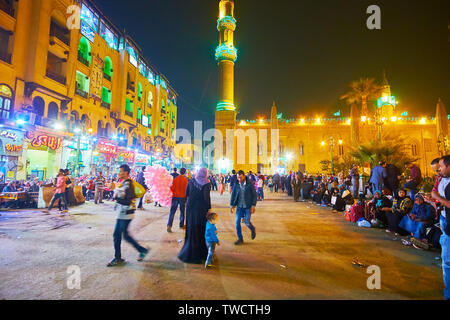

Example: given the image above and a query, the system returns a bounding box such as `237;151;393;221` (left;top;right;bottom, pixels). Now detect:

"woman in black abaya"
178;167;211;264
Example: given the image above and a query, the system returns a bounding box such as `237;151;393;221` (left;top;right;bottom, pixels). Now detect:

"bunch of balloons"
143;165;173;207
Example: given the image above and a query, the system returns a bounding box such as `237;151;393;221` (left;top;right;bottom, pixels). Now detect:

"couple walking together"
178;169;257;264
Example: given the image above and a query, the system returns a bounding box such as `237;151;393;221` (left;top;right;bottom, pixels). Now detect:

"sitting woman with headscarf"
369;190;392;228
385;188;413;235
399;194;436;240
178;167;211;264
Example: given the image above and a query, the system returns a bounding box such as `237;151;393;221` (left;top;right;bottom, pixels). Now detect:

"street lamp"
321;136;342;175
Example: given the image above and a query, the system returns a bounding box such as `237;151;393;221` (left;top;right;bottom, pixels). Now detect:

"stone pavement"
0;191;444;299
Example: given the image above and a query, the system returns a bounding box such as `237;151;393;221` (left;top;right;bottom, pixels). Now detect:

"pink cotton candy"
143;165;173;207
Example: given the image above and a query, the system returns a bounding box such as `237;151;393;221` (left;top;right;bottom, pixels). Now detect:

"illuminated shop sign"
0;129;24;156
98;141;118;154
119;151;135;162
141;115;148;127
30;135;63;150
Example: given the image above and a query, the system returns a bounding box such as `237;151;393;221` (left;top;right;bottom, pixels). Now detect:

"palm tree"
340;78;382;116
350;132;419;169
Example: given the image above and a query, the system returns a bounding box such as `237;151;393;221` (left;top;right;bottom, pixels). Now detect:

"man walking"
230;170;257;245
171;167;179;179
94;171;105;204
46;169;68;213
136;166;148;210
107;164;148;267
167;168;189;232
229;169;237;194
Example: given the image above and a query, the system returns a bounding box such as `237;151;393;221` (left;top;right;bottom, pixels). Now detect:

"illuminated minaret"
215;0;237;112
214;0;237;169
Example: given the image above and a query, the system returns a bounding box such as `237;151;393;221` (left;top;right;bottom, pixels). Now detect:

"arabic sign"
98;141;118;154
118;151;135;163
90;55;104;100
0;129;24;156
30;135;63;150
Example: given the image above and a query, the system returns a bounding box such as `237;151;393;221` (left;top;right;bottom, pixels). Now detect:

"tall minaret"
214;0;237;169
216;0;237;112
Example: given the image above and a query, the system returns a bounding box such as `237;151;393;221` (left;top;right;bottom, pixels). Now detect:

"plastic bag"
132;181;146;198
357;218;371;228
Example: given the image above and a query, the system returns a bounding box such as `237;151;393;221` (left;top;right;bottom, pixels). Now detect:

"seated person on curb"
371;190;392;228
333;189;354;212
350;198;365;223
385;188;413;235
399;194;436;240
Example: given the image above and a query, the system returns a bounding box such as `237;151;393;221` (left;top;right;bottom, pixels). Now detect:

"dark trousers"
167;197;186;227
113;219;146;259
48;193;67;210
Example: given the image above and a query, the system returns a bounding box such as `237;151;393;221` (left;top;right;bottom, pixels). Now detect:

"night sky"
93;0;450;132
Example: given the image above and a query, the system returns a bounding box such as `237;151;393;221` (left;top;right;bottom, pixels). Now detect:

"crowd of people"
1;156;448;299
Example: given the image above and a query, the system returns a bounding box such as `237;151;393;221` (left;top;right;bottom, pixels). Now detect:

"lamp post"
321;136;342;175
374;107;384;141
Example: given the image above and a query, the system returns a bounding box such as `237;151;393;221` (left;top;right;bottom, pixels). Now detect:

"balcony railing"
101;101;111;109
0;51;11;64
127;83;135;92
103;73;111;81
125;110;133;117
77;51;90;67
75;87;88;99
46;70;66;85
0;2;14;17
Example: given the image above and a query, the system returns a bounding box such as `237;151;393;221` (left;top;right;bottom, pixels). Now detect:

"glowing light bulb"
361;116;367;122
321;141;325;146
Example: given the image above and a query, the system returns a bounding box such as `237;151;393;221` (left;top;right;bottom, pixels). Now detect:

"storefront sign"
0;128;25;156
98;141;118;154
30;135;63;150
0;131;18;141
119;151;135;162
135;154;149;165
5;144;22;152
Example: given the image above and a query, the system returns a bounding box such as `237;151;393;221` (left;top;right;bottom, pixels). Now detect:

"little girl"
205;212;220;268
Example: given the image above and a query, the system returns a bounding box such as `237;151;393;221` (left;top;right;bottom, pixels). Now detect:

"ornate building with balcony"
0;0;178;180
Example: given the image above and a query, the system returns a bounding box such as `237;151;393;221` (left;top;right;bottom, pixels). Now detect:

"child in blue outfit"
205;212;220;268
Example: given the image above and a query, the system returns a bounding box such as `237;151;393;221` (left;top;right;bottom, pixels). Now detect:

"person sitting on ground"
350;198;365;223
385;188;413;235
399;194;436;240
333;189;354;212
370;190;392;228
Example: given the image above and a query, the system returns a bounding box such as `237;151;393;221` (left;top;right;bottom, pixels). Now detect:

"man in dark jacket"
136;166;148;210
385;163;401;196
230;170;257;245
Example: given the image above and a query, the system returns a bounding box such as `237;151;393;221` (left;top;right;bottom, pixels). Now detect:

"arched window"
32;96;45;125
104;123;111;137
0;84;13;119
97;120;103;137
148;90;153;107
137;107;142;123
70;111;79;130
47;102;59;119
80;114;90;129
299;143;304;156
104;56;113;81
78;36;91;66
137;83;143;101
411;144;418;157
